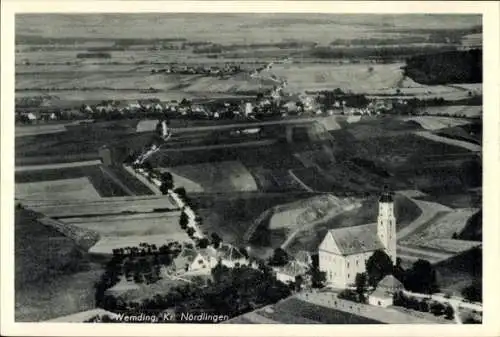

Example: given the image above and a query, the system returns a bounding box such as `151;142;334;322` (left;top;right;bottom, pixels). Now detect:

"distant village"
16;89;457;125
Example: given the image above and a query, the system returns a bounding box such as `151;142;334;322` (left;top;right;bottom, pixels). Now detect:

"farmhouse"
319;191;397;289
172;248;214;275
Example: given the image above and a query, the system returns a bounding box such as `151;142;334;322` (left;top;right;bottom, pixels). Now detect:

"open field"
160;160;258;193
400;208;480;251
435;247;481;295
16;159;102;172
64;211;182;236
15;165;130;198
16;123;68;137
16;177;101;201
403;116;472;130
417;105;482;118
15;209;104;321
90;234;191;254
22;195;178;218
414;131;481;152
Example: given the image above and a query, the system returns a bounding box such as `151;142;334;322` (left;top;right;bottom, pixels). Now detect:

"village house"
273;259;309;284
171;248;213;275
368;275;404;308
319;191;397;289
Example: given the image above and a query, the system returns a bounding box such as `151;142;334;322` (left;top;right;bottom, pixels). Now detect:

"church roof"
328;223;384;256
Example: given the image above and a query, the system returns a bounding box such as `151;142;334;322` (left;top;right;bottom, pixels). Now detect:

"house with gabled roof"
217;243;248;268
172;247;212;275
368;275;404;307
273;259;308;284
319;191;397;289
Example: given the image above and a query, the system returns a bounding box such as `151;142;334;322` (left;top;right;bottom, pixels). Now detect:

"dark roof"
379;191;394;203
377;275;404;291
329;223;384;255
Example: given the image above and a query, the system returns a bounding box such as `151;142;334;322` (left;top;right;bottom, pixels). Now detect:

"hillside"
403;49;482;85
15;209;104;321
434;246;482;295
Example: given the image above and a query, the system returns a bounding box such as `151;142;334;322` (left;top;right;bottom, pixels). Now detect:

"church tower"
377;189;397;264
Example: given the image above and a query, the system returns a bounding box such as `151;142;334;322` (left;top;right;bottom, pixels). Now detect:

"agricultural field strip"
23;196;179;217
401;208;479;244
294;293;440;324
397;245;452;260
89;234;193;254
153;139;278;154
168;116;340;134
396;197;453;240
15;160;102;172
15;125;68;137
241;312;280;324
414;131;481;152
99;165;135;196
280;200;361;249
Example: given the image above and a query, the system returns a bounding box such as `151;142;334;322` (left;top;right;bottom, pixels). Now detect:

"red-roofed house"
319;191;397;289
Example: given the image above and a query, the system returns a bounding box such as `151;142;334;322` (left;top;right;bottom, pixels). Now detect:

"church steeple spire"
377;186;397;264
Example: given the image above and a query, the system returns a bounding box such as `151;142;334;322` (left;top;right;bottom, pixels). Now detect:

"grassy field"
435;247;482;295
15;209;104;321
268;297;382;324
160;160;258;193
15;177;101;201
15;165;129;198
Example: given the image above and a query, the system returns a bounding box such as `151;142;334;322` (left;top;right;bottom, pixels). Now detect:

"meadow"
15;209;104;321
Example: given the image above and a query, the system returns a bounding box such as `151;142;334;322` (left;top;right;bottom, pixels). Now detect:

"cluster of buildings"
151;63;242;76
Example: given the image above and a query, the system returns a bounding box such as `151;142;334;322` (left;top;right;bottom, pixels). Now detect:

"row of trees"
393;291;455;320
96;263;292;321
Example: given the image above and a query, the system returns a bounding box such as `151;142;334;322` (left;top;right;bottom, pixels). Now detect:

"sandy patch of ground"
15;177;101;201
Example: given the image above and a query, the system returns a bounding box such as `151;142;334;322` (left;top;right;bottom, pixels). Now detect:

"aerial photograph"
14;13;482;324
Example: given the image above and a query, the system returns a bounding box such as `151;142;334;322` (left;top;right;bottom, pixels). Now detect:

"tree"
430;302;445;316
179;212;189;229
461;281;482;302
393;257;406;285
444;304;454;320
186;227;195;237
294;275;304;292
404;259;440;294
174;187;187;199
268;248;289;266
160;171;174;194
366;250;393;287
196;238;210;249
211;232;222;248
355;272;368;302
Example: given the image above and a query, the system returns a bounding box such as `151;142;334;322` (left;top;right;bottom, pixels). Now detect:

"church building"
318;191;397;289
